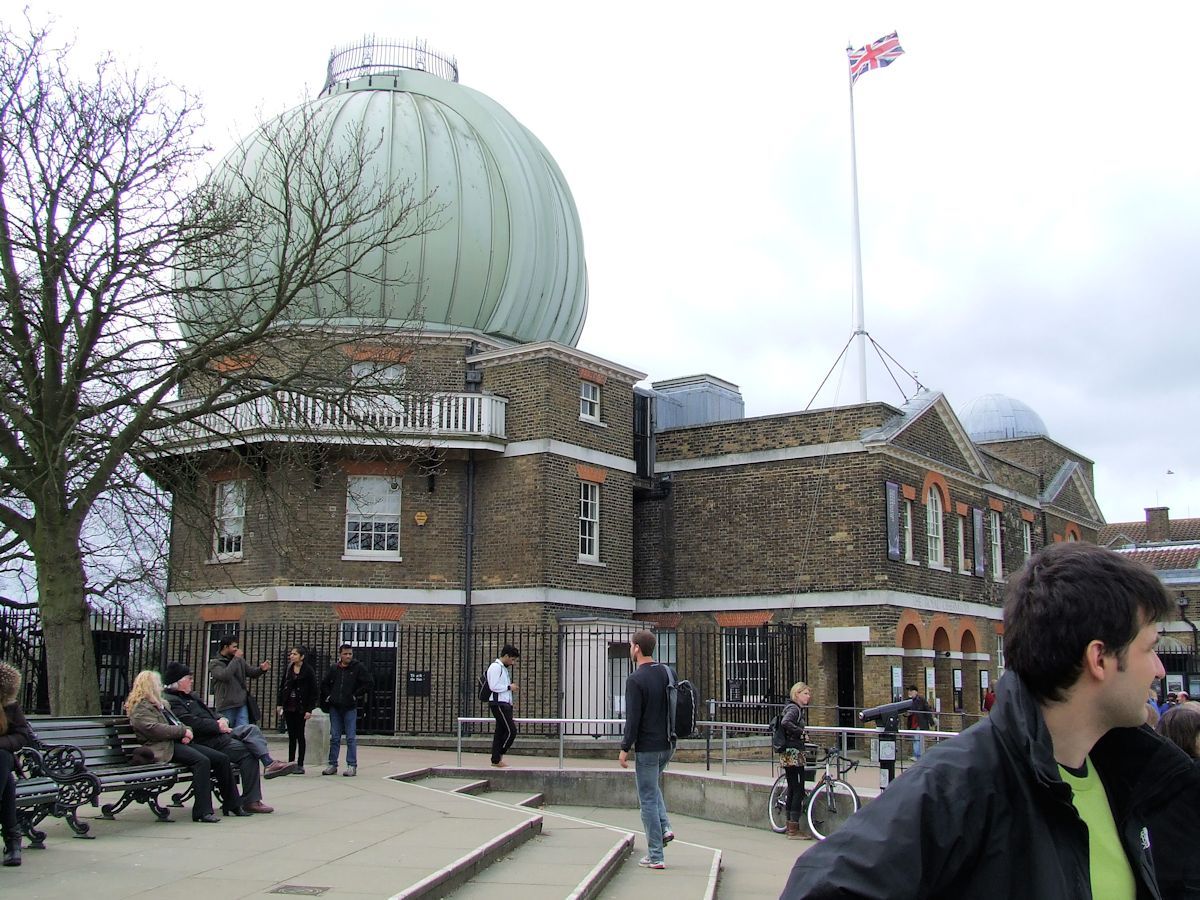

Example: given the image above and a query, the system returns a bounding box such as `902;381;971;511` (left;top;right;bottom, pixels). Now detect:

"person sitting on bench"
163;662;293;815
126;670;240;823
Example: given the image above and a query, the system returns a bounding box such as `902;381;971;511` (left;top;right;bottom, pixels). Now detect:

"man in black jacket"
163;662;293;815
320;644;373;777
618;629;675;870
781;542;1187;900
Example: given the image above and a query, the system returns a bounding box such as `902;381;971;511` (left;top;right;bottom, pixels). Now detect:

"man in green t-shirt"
783;542;1188;899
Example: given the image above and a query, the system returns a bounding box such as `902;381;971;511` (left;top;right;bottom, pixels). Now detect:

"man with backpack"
618;629;675;870
485;645;520;769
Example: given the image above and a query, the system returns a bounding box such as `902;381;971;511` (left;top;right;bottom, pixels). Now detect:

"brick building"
155;43;1107;733
1101;507;1200;696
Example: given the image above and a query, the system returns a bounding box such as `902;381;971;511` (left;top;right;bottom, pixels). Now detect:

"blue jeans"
912;734;924;759
328;706;358;767
634;747;673;863
219;705;249;728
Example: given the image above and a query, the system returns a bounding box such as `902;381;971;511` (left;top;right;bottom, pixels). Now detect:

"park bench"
31;716;184;824
12;744;84;846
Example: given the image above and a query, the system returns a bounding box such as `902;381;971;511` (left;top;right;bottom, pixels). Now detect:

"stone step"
445;821;633;899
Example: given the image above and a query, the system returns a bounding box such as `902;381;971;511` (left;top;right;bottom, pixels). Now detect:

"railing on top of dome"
149;390;507;452
323;37;459;94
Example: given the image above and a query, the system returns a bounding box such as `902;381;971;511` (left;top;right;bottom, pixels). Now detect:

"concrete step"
551;805;722;900
445;819;633;899
402;770;634;898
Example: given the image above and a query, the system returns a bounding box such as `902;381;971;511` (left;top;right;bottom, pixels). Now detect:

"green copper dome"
190;47;587;346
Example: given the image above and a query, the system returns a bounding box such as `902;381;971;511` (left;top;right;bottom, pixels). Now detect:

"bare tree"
0;21;442;713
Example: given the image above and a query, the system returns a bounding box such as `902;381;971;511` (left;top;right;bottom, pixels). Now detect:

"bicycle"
804;746;861;840
768;741;819;834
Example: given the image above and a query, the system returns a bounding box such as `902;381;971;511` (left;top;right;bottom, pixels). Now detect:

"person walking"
777;681;812;839
618;629;674;870
208;635;270;728
126;670;241;823
276;646;318;774
0;661;34;867
485;645;520;768
321;644;372;777
906;685;933;759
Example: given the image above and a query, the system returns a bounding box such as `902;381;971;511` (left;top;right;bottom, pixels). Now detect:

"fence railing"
0;612;808;737
151;390;508;454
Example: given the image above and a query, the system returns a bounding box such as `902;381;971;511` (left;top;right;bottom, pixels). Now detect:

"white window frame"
213;480;245;561
723;628;769;704
1022;520;1033;560
926;488;945;568
340;620;398;647
579;380;601;423
957;516;968;573
990;509;1004;581
903;500;915;563
352;359;406;388
996;635;1005;676
344;475;402;560
579;481;600;562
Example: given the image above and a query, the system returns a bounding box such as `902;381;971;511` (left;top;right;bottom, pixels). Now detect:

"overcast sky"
23;0;1200;525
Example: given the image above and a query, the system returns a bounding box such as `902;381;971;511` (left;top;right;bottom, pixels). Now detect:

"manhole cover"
269;887;331;896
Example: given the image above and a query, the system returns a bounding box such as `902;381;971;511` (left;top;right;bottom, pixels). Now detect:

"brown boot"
785;820;800;838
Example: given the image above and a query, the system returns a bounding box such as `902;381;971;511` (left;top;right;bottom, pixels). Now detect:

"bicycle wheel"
768;773;790;833
805;779;860;840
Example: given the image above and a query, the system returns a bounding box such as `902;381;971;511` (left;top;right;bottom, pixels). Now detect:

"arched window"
926;487;944;566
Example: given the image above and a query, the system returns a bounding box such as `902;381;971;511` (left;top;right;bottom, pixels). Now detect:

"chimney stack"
1145;507;1171;543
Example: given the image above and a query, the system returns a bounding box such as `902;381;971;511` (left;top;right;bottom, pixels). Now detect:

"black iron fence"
0;607;808;737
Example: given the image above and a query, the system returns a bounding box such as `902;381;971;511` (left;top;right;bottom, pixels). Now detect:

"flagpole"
848;45;868;404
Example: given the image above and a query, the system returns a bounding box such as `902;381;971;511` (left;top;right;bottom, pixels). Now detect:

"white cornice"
168;584;636;611
635;589;1003;620
655;441;864;473
468;341;647;383
502;440;637;473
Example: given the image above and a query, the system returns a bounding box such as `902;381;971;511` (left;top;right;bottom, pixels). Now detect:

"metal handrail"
455;715;960;774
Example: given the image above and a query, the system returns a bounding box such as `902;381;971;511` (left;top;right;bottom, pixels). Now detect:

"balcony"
146;390;507;455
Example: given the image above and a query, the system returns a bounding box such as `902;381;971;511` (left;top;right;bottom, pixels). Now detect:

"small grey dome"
959;394;1049;442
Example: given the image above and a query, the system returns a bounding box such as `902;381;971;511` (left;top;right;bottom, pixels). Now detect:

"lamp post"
1178;593;1199;656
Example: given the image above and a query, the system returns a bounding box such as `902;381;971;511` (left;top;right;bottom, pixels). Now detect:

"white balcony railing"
149;390;507;452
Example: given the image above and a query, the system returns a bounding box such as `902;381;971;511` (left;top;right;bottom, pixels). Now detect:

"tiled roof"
1099;518;1200;547
1115;545;1200;571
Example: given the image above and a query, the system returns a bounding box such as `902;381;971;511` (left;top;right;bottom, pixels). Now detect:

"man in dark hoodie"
320;644;373;777
781;542;1187;900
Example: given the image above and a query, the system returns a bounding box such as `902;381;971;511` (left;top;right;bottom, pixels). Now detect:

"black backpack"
662;665;698;741
769;711;787;752
477;667;494;703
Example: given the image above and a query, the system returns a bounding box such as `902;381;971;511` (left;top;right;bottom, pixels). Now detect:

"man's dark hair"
631;630;656;657
1004;542;1171;703
338;643;352;652
907;685;918;693
500;644;520;659
218;635;239;650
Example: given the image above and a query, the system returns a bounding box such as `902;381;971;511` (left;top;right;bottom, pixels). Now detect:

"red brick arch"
896;610;927;649
921;472;951;509
1064;522;1082;542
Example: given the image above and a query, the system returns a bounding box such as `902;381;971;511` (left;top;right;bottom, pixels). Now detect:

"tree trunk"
35;528;101;715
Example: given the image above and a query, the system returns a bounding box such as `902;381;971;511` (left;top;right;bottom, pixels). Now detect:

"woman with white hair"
125;670;237;823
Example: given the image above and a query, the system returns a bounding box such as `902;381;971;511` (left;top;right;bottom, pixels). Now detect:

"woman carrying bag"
778;681;813;839
276;647;318;774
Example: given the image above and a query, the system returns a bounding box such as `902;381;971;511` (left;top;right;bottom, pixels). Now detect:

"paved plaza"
3;743;848;898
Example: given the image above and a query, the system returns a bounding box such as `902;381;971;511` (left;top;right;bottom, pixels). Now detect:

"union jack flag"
848;32;904;85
